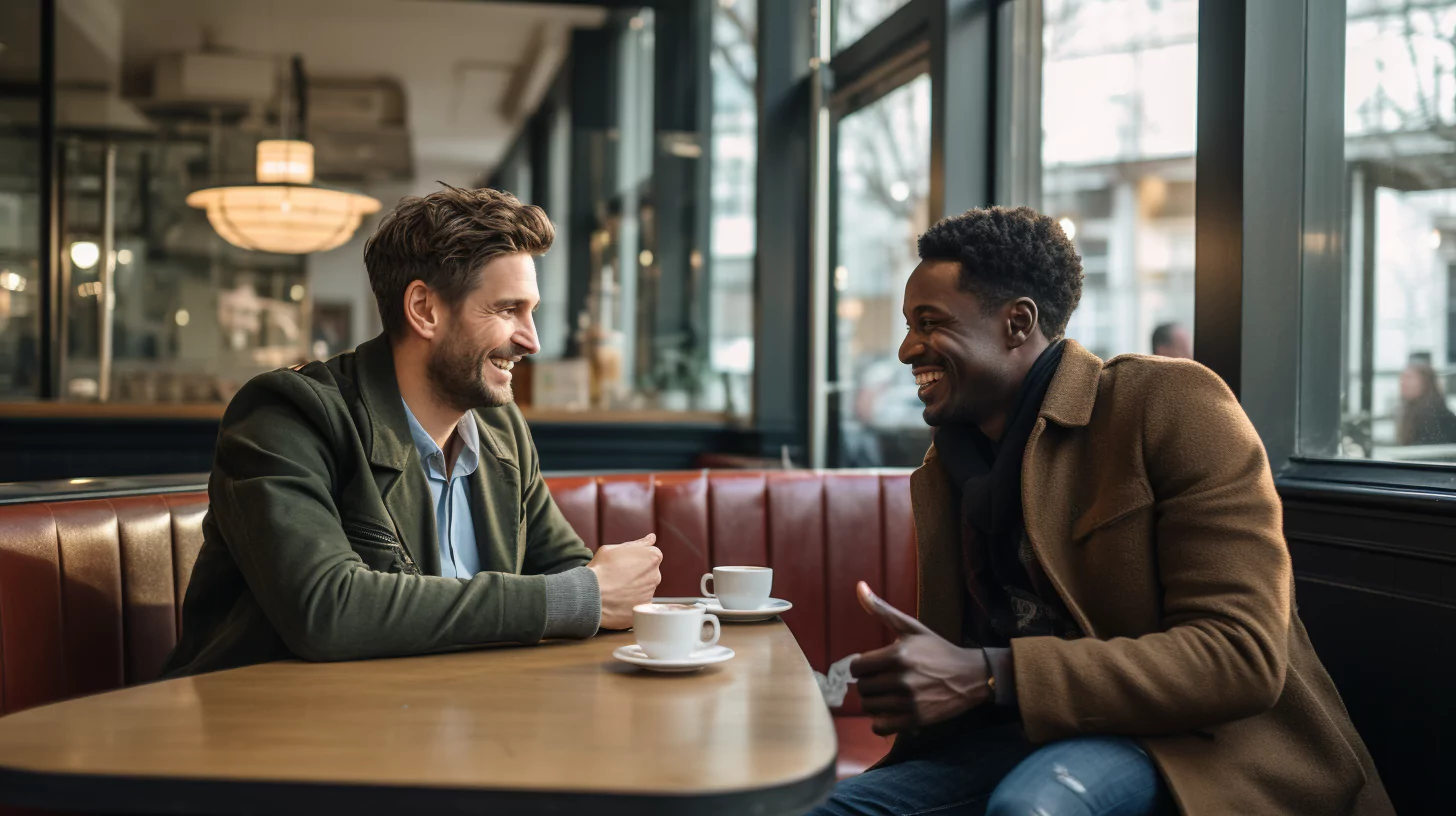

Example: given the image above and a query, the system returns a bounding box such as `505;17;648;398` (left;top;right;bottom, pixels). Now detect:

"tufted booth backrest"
0;470;916;717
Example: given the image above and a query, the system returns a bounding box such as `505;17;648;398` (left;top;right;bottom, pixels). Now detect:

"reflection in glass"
834;74;932;467
1327;1;1456;463
32;0;600;408
834;0;914;51
1042;0;1198;361
0;0;42;399
59;132;311;404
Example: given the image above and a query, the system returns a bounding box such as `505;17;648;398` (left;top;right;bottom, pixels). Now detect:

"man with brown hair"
164;186;661;677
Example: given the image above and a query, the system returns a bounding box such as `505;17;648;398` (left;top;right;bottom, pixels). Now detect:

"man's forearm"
542;566;601;638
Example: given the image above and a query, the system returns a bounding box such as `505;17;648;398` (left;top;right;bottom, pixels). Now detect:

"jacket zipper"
344;523;420;574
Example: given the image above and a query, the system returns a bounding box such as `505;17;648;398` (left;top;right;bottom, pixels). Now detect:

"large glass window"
1040;0;1198;361
21;0;601;409
833;73;932;467
1305;0;1456;464
708;0;757;417
0;0;43;400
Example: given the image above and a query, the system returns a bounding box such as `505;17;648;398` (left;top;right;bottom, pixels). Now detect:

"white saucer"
612;643;735;673
700;597;793;622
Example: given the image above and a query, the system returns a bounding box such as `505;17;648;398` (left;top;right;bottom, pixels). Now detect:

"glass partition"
36;0;594;408
833;73;933;467
1300;0;1456;464
9;1;757;422
1041;0;1198;361
708;0;758;417
58;138;309;404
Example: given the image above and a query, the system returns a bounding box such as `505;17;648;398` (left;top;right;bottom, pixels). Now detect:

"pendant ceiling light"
187;140;380;254
186;57;380;254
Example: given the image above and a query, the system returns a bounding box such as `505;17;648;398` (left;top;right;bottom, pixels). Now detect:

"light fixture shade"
256;139;315;184
186;184;382;254
187;137;380;254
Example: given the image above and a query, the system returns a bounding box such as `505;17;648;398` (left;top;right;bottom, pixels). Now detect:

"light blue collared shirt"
401;399;482;579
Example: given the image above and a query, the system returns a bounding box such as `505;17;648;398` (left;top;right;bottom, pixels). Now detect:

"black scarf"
934;340;1065;646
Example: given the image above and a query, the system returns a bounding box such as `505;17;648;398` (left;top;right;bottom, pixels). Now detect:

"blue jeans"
809;722;1174;816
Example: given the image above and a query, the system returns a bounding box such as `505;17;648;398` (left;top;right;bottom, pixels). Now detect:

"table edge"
0;757;838;816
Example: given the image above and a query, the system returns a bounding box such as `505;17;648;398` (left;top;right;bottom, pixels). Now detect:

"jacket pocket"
1071;482;1153;544
342;520;420;575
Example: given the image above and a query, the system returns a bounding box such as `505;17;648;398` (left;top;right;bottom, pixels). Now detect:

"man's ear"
1006;298;1040;350
402;280;442;341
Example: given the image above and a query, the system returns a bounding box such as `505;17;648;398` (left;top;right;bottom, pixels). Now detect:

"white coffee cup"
632;603;721;661
700;566;773;610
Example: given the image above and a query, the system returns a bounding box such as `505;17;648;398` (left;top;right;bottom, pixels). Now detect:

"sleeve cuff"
984;646;1017;707
542;567;601;639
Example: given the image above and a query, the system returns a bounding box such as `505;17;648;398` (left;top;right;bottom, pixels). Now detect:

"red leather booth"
0;470;915;780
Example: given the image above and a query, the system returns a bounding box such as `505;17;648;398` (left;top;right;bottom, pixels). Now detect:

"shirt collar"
400;397;481;481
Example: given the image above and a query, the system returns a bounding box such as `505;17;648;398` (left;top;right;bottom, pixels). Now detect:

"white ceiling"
112;0;604;176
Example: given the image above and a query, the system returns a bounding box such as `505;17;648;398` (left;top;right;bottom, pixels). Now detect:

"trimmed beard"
426;330;514;412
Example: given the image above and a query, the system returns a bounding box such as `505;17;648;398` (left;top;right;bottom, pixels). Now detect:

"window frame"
1012;0;1206;366
815;0;1000;466
1243;0;1456;496
826;60;933;468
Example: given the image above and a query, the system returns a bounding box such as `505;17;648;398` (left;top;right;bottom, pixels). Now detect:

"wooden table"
0;622;837;815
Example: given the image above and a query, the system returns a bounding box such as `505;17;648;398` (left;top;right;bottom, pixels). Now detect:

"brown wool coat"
904;340;1393;815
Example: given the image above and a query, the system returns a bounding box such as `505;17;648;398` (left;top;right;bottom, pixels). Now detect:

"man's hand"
851;581;993;736
587;534;663;630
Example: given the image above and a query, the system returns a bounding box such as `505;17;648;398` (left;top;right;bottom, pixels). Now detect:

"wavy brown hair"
364;184;554;340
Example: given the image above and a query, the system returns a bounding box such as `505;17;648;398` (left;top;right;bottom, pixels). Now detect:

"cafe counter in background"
0;388;760;482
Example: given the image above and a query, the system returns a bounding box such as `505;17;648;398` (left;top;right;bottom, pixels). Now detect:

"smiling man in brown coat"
810;207;1392;816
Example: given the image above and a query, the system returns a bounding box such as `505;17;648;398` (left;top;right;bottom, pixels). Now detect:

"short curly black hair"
917;206;1083;341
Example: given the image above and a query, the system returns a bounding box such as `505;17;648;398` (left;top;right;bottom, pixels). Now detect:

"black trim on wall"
0;474;210;506
563;28;618;358
752;0;814;462
0;418;219;483
1279;458;1456;502
650;0;714;369
1193;0;1246;397
931;0;998;218
39;0;59;399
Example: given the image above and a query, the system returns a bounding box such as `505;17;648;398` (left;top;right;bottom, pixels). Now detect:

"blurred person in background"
1150;321;1192;359
1397;352;1456;446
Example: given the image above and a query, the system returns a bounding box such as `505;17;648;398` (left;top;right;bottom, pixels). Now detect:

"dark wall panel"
1282;488;1456;816
0;419;219;483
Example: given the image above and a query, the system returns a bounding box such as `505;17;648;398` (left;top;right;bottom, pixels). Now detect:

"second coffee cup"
633;603;721;661
700;566;773;610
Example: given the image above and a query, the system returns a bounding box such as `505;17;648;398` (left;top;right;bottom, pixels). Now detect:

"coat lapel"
354;336;440;576
910;450;964;643
909;340;1108;642
1020;340;1104;638
467;411;521;573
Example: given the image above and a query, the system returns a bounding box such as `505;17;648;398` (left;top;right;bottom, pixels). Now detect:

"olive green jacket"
162;335;593;677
